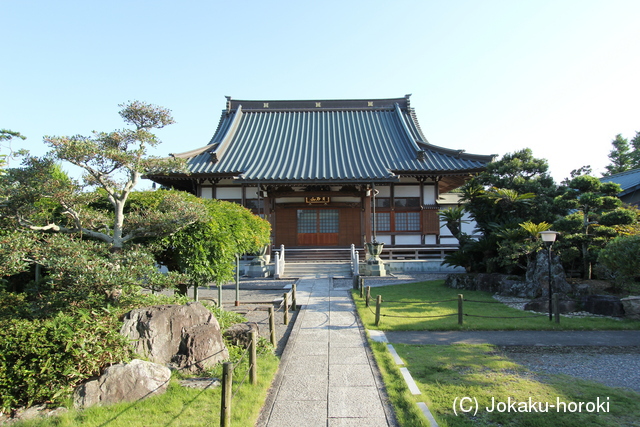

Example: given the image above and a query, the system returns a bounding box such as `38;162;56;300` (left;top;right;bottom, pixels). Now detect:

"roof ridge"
602;167;640;179
225;96;410;112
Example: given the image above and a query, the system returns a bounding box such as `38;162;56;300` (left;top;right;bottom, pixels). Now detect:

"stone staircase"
281;261;353;278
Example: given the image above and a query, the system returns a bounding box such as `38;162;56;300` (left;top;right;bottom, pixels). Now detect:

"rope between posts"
384;312;459;319
465;313;548;319
275;291;293;313
464;299;532;304
368;304;456;319
234;342;251;367
381;298;458;304
231;362;253;400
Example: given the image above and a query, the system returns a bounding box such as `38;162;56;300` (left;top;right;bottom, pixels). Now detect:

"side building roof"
600;168;640;197
148;95;497;192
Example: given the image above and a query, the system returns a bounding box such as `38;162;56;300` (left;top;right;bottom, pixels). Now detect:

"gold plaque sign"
306;196;330;204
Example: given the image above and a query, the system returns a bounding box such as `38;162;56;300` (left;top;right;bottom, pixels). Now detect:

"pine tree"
603;134;632;176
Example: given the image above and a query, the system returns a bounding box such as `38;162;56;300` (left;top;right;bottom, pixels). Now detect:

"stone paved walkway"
257;278;397;426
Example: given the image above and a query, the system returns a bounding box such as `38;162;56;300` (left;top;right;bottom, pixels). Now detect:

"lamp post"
539;231;558;321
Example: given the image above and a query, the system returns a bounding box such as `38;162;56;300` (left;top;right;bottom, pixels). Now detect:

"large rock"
583;295;624;317
445;273;527;296
445;252;572;300
73;359;170;408
120;302;229;372
524;296;578;313
523;251;571;298
621;296;640;320
223;322;259;347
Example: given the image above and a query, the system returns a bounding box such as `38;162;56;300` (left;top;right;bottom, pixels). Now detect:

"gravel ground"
501;346;640;393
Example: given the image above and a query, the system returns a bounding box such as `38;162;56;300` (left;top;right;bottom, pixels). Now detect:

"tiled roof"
168;96;496;183
600;168;640;196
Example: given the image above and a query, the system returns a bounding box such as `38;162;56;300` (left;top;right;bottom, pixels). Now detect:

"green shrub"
597;234;640;294
0;310;133;412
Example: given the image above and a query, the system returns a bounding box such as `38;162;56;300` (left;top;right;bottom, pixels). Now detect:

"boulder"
445;252;572;300
120;302;229;372
73;359;170;408
7;405;68;423
445;273;477;290
523;251;571;299
223;322;259;347
582;295;624;317
621;296;640;319
524;296;578;313
446;273;528;296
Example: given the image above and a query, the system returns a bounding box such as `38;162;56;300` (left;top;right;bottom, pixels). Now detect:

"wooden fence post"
458;294;464;326
284;292;289;325
250;330;257;385
375;295;382;327
366;286;371;307
220;362;232;427
269;306;276;346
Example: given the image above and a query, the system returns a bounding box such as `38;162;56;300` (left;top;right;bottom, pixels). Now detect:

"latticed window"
394;197;420;208
395;212;420;231
297;209;339;234
298;210;318;233
319;210;339;233
374;212;391;232
372;212;420;232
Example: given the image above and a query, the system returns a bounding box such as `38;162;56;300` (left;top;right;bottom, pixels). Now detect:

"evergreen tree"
603;134;633;176
451;148;562;273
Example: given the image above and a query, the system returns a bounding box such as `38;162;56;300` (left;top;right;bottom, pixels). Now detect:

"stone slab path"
257;278;397;426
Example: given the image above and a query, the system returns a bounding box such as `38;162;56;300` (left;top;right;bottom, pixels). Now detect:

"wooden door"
297;209;339;246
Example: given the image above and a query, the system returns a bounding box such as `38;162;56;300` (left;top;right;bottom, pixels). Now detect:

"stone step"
280;262;352;278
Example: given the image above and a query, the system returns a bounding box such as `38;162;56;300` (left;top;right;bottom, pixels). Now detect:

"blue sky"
3;0;640;185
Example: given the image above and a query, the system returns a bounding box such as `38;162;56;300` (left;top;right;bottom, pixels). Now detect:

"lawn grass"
13;350;280;427
373;343;640;427
353;280;640;331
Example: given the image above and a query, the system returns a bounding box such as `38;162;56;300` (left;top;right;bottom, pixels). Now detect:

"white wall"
394;185;420;197
423;185;436;204
200;187;213;199
216;187;242;199
395;235;422;245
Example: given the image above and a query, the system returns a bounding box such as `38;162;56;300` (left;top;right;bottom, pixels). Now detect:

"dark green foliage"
453;149;562;274
553;175;631;278
603;132;640;176
0;232;186;315
467;148;561;228
599;208;637;226
597;235;640;294
0;310;133;412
